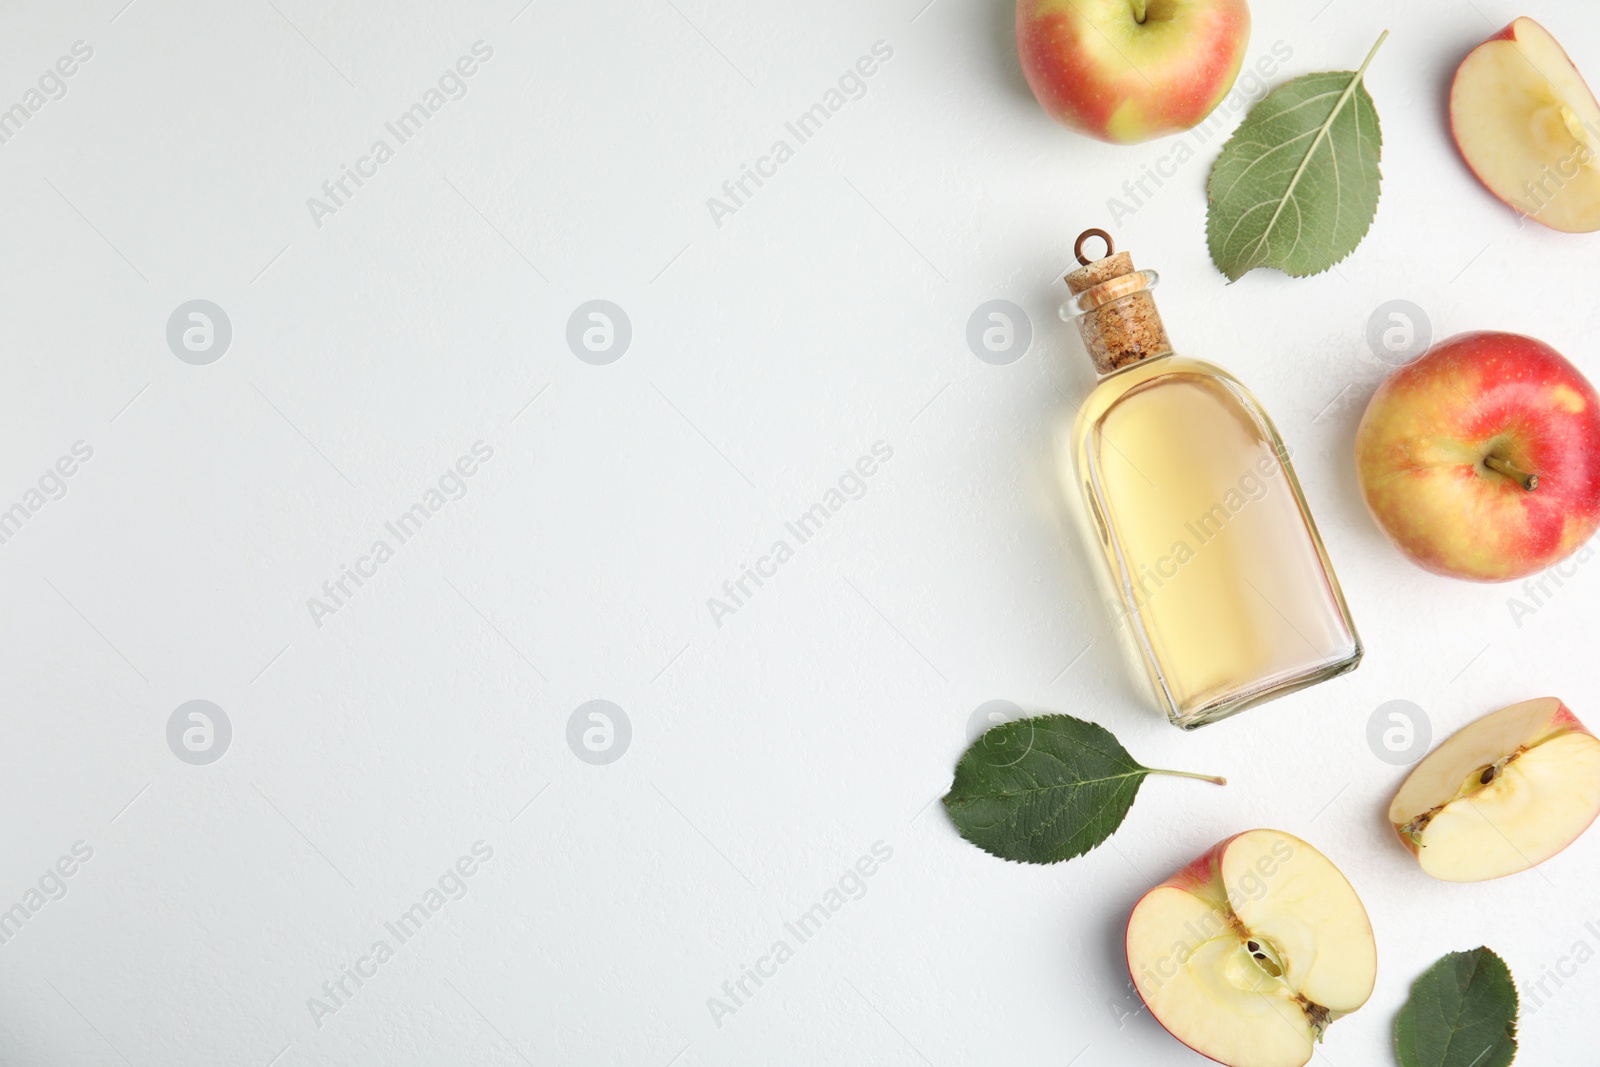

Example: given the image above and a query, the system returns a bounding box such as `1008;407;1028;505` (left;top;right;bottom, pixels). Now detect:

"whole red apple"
1355;331;1600;581
1016;0;1251;145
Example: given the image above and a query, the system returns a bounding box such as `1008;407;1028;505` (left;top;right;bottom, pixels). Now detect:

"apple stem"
1484;454;1539;491
1129;0;1147;23
1148;768;1227;786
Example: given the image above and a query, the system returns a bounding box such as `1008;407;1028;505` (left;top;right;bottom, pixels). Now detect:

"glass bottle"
1055;230;1361;729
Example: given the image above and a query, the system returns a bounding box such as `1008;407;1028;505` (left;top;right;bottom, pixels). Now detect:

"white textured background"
2;0;1598;1063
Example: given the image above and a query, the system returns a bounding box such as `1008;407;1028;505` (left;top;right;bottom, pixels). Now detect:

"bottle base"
1165;645;1364;730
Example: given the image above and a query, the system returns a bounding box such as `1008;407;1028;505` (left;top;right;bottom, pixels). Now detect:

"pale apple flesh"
1389;697;1600;881
1354;331;1600;582
1017;0;1250;144
1450;17;1600;233
1126;829;1377;1067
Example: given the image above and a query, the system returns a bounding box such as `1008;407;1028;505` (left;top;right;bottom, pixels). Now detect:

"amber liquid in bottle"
1056;235;1361;728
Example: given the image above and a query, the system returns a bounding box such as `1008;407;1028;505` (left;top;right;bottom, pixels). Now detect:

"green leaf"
1206;31;1387;281
1395;947;1519;1067
941;714;1224;865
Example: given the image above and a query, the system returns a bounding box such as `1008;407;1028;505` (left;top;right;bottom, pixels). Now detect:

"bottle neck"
1062;253;1172;375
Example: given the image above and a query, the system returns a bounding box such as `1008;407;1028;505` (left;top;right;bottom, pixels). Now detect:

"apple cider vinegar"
1055;231;1361;728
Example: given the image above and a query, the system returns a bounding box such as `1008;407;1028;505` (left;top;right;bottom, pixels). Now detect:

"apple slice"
1389;697;1600;881
1126;829;1377;1067
1450;17;1600;233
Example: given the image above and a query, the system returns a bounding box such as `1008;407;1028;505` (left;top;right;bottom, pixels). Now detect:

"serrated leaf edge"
941;714;1151;865
1206;31;1388;281
1395;946;1519;1067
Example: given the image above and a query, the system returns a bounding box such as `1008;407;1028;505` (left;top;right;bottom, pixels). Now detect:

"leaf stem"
1355;29;1390;81
1147;768;1227;786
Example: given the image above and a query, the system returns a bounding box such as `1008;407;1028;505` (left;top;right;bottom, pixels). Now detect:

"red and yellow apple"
1126;829;1376;1067
1450;17;1600;233
1354;331;1600;582
1390;697;1600;881
1016;0;1251;144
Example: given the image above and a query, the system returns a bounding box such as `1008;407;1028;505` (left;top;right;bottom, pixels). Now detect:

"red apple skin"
1551;700;1586;733
1444;19;1523;222
1355;332;1600;582
1156;834;1230;893
1448;18;1600;231
1016;0;1250;144
1123;834;1237;1063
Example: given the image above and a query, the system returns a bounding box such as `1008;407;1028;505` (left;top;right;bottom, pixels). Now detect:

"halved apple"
1126;829;1377;1067
1450;17;1600;233
1389;697;1600;881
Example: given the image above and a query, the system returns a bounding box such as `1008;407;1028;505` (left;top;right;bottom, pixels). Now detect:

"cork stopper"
1061;229;1171;375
